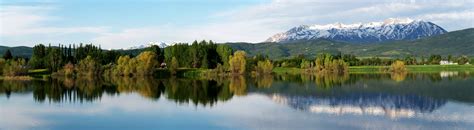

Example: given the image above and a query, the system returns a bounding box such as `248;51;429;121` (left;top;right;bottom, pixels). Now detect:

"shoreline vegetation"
1;41;473;81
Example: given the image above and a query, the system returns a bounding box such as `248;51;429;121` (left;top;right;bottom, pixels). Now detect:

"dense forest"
0;38;472;78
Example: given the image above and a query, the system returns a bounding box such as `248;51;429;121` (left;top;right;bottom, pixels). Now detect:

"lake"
1;72;473;130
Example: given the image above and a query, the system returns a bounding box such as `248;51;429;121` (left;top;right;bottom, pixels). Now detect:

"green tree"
46;48;63;72
256;60;273;74
62;62;75;76
216;45;233;70
315;53;348;73
428;55;442;65
457;56;470;65
29;44;47;69
76;56;100;76
229;51;246;75
114;55;132;76
300;59;312;70
169;57;179;75
145;45;164;63
135;51;158;76
0;58;5;74
3;59;28;76
390;60;407;72
3;49;13;60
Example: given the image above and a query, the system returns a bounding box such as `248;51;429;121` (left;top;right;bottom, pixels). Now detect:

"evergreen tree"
3;49;13;60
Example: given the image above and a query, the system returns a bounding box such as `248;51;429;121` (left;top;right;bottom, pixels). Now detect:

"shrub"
63;62;75;76
3;59;29;76
76;56;101;76
390;60;407;72
256;60;273;74
229;51;246;75
314;53;348;73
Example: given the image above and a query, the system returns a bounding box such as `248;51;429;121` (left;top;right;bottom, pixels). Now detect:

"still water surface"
1;72;473;130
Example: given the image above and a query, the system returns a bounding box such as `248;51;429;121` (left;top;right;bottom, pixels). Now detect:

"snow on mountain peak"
266;18;446;43
308;18;417;30
127;41;171;50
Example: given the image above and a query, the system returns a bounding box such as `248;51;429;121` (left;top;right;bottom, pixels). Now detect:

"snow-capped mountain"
128;42;172;50
266;18;447;43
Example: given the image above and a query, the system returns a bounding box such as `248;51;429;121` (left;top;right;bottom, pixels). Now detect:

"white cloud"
1;0;473;48
0;6;107;36
208;0;474;40
417;10;474;30
0;5;107;46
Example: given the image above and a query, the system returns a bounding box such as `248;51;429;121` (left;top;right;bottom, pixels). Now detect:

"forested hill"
0;46;33;58
1;28;473;59
226;28;474;59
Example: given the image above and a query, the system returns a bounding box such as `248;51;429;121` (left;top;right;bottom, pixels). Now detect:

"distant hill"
228;28;474;59
0;46;33;58
0;46;144;58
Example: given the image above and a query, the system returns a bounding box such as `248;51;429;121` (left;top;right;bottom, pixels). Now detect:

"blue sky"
1;0;473;49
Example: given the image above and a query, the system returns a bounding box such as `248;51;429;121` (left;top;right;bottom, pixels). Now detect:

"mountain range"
1;19;473;59
228;28;474;59
266;18;447;43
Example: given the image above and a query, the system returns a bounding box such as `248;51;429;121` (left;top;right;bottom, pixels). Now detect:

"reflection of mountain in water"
271;93;446;118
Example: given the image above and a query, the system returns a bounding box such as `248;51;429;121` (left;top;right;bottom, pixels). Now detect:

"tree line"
1;41;473;77
274;54;472;68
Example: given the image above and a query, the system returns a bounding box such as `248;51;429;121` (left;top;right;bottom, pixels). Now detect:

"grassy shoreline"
274;65;474;74
2;65;473;81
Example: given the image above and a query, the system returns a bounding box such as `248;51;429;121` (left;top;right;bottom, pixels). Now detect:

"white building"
439;60;458;65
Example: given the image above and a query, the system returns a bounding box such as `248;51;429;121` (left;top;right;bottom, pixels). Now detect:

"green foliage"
300;59;312;69
29;44;47;69
61;62;75;76
76;56;101;76
144;45;164;63
429;55;442;65
134;51;158;76
229;51;247;74
114;55;133;76
314;53;348;73
3;59;29;76
273;55;305;68
214;63;225;74
169;57;179;75
457;56;470;65
164;40;223;69
404;55;417;65
0;58;4;74
216;45;233;70
390;60;407;72
112;51;158;76
256;60;273;74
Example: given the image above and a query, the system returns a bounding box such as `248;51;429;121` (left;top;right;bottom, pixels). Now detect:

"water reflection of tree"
108;76;164;100
228;76;247;96
0;80;32;98
390;72;407;82
33;77;113;103
252;75;274;88
162;77;232;106
274;73;351;88
314;73;349;88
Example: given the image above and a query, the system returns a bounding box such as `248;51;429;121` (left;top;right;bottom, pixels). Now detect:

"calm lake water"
1;72;473;130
